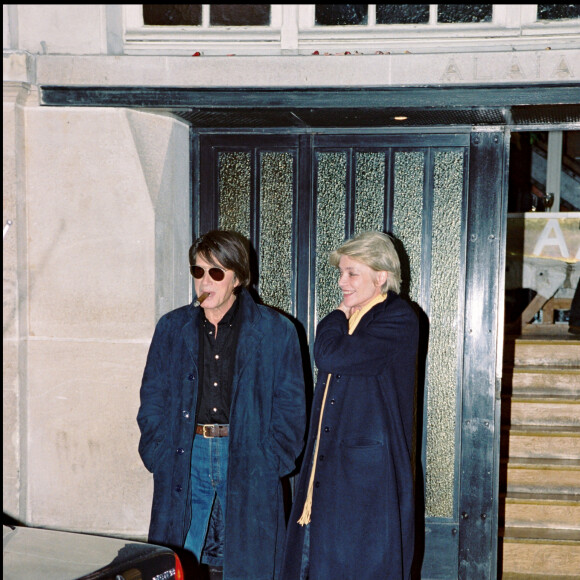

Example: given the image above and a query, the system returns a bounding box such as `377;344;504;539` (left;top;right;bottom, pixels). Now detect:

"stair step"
502;426;580;460
502;399;580;427
503;457;580;495
503;338;580;367
502;366;580;398
502;494;580;537
501;538;580;577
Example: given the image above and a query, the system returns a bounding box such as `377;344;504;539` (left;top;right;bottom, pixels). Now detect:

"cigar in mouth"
194;292;209;307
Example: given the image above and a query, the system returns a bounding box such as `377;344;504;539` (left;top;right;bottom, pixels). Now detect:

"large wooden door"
196;129;506;578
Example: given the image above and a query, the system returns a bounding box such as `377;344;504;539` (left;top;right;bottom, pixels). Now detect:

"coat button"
315;481;320;488
175;485;182;492
187;374;194;381
319;455;325;461
330;399;336;405
176;448;184;455
182;410;190;419
324;426;330;433
336;374;341;379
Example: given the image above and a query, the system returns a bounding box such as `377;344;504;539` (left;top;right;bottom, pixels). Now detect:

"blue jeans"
184;433;229;567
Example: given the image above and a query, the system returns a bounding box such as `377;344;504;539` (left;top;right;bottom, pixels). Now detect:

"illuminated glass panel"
424;150;464;518
259;152;294;314
355;152;385;235
315;152;347;324
217;151;251;240
392;152;425;304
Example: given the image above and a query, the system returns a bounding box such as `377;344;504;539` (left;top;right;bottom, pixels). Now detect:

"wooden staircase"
499;335;580;579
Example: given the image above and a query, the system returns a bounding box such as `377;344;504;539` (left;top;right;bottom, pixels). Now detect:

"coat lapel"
231;290;263;395
352;291;394;334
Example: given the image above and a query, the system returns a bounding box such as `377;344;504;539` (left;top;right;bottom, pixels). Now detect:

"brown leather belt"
196;424;229;438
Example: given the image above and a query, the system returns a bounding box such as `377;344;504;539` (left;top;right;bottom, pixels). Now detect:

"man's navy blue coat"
281;292;419;580
137;288;306;580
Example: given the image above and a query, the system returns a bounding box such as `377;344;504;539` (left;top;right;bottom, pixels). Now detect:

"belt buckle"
203;425;213;438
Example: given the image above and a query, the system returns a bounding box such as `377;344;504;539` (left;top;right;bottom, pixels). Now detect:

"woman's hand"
337;301;361;320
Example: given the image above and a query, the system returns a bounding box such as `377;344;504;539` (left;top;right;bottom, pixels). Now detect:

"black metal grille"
511;104;580;125
175;107;509;128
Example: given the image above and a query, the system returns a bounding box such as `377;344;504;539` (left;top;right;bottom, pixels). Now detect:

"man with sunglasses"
137;230;307;580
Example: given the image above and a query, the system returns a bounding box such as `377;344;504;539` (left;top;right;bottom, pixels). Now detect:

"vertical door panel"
217;150;252;238
313;151;347;324
258;151;296;314
354;151;387;234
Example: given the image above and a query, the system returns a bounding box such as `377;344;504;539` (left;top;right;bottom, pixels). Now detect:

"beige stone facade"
4;81;190;537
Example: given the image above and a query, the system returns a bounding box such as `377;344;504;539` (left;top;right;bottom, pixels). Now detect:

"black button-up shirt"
196;297;241;424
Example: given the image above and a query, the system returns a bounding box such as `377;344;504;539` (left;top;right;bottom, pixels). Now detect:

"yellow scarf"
298;293;387;525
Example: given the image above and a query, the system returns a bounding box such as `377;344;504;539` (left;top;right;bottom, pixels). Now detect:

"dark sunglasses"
191;265;226;281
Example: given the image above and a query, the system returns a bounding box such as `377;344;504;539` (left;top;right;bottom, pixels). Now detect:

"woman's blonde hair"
329;231;401;294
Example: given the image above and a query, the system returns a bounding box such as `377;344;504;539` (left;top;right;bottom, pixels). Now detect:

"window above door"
123;5;580;55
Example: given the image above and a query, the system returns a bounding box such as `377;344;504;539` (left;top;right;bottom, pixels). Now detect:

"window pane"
354;152;385;234
438;4;492;23
143;5;201;26
538;4;580;20
424;150;464;518
259;152;295;314
315;152;347;324
377;5;430;24
218;152;251;240
315;5;368;26
210;5;270;26
392;152;425;304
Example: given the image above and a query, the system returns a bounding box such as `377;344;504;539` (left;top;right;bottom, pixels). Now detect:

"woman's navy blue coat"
281;292;419;580
137;288;306;580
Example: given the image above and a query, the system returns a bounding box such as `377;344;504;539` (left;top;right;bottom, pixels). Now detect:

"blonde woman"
282;231;419;580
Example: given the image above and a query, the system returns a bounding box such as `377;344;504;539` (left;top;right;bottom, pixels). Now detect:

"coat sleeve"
268;319;307;476
314;300;418;376
137;318;171;473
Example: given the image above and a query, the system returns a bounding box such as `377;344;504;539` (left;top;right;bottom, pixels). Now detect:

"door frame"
195;126;506;579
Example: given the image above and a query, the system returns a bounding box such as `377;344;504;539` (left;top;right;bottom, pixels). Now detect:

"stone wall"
3;88;190;537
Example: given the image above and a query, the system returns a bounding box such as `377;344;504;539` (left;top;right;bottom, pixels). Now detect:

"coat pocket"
340;437;383;449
